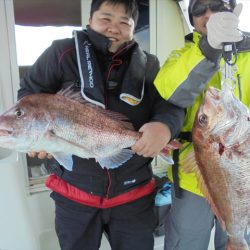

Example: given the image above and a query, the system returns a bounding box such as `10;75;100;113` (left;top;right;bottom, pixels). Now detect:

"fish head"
194;87;223;136
193;86;241;144
0;95;51;151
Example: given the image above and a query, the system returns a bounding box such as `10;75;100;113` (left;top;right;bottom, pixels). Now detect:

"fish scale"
0;92;139;169
191;86;250;250
0;89;179;171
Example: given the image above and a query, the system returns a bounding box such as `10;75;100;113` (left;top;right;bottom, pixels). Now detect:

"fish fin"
166;140;182;150
46;131;100;158
57;84;128;120
97;109;128;121
52;152;73;171
180;150;199;173
57;84;102;109
58;85;135;130
158;140;183;165
95;109;135;130
158;153;174;165
97;149;134;169
57;84;86;103
181;150;227;231
118;120;135;130
198;178;226;231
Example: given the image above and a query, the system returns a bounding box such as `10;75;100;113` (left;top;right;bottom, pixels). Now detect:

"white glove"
206;4;243;49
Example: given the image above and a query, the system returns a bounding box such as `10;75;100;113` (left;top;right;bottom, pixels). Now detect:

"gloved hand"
206;4;243;49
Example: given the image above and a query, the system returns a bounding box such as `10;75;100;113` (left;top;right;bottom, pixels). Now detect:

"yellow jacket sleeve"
154;32;220;108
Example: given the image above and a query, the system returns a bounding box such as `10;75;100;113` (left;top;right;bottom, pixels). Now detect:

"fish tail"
158;140;182;165
226;238;249;250
158;151;174;165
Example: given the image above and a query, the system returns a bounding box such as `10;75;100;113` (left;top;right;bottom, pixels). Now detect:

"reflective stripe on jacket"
154;32;219;108
154;31;250;196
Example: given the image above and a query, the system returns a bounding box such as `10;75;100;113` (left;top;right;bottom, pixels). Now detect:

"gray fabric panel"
237;33;250;52
168;59;219;108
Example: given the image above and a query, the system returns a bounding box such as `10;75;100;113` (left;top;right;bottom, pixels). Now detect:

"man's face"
89;2;135;53
192;0;232;35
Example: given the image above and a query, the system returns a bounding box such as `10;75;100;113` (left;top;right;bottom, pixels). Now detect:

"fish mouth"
207;87;220;99
199;87;220;115
0;129;12;136
203;87;220;108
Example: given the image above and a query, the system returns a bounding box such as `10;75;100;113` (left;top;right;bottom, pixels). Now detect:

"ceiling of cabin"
13;0;149;29
13;0;82;26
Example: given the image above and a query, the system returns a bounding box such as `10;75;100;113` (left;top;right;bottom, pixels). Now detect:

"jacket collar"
86;25;135;57
74;29;147;108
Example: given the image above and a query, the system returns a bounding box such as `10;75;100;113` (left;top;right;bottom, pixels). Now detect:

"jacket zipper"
105;168;112;199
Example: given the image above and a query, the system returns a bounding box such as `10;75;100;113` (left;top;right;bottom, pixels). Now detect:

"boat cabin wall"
0;0;189;249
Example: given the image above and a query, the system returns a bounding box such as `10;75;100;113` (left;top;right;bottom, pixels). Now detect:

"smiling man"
17;0;185;249
89;1;135;53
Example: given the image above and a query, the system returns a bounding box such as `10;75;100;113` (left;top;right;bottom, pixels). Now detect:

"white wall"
0;150;39;249
150;0;186;65
0;1;42;249
0;0;17;112
81;0;91;28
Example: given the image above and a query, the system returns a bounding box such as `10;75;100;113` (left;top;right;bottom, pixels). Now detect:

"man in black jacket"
18;0;184;249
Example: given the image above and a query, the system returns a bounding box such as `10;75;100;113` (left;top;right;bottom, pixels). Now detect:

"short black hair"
90;0;139;26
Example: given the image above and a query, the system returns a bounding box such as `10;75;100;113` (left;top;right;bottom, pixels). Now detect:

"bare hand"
132;122;171;158
27;151;53;159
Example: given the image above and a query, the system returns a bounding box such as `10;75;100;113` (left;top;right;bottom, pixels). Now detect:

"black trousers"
51;192;156;250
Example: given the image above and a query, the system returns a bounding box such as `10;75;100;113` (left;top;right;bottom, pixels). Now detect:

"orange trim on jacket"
46;174;156;208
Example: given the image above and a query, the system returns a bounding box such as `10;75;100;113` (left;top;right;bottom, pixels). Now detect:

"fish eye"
15;108;24;118
198;114;208;126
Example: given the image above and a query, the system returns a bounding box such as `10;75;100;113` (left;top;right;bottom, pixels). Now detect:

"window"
15;25;81;66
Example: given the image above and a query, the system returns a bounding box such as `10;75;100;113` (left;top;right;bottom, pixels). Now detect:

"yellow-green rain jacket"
154;31;250;196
